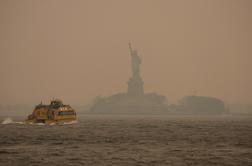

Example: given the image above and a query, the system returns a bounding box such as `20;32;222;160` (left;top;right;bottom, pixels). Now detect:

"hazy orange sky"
0;0;251;105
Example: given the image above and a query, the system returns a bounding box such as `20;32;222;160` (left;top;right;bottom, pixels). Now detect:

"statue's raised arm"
129;42;133;55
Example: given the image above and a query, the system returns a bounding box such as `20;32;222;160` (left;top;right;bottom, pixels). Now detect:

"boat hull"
25;118;77;125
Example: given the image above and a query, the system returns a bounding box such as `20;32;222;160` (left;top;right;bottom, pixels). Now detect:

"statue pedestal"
127;77;144;96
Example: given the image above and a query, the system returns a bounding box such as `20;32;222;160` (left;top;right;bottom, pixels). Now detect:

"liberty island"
89;43;227;115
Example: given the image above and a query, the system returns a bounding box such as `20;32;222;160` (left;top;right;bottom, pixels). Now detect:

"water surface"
0;115;251;166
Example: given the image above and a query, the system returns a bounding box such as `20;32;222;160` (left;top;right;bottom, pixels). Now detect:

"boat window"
58;111;75;115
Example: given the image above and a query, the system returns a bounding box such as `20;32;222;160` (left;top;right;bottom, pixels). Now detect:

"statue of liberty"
129;43;141;78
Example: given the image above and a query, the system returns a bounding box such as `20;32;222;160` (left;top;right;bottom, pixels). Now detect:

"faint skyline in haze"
0;0;251;105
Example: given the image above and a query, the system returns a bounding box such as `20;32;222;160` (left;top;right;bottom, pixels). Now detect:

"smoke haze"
0;0;251;105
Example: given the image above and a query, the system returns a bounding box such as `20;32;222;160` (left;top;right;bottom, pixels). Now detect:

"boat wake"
1;118;24;125
48;120;79;125
62;120;78;125
1;118;78;125
1;118;13;124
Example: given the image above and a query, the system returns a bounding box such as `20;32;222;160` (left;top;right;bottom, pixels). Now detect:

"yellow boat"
25;99;77;124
